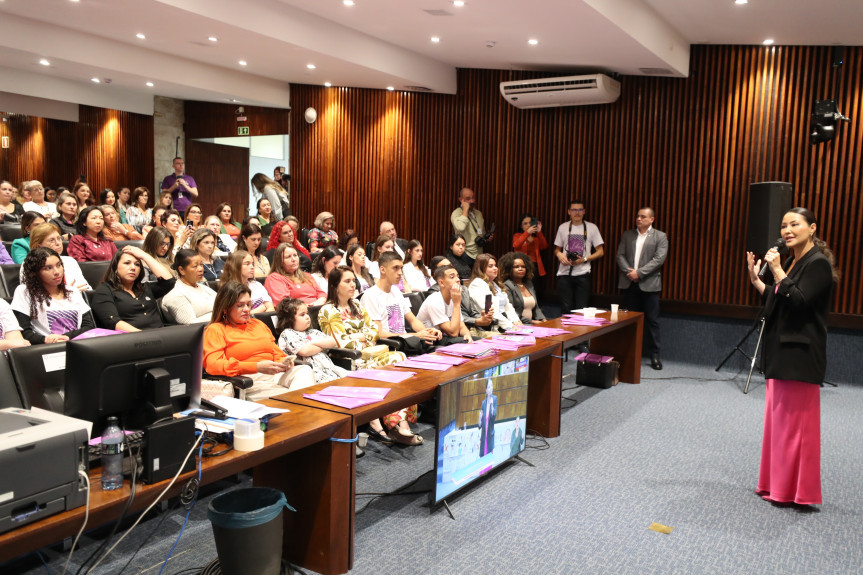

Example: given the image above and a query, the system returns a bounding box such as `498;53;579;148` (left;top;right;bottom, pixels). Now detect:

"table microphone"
758;238;787;278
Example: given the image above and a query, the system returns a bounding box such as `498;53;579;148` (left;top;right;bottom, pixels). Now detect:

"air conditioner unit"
500;74;621;109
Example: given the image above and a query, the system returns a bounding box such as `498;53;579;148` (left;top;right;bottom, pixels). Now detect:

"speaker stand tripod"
716;314;766;394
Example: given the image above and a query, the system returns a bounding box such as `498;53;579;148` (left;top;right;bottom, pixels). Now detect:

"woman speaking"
745;207;838;506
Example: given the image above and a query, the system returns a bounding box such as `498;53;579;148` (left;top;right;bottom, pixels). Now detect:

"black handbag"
575;353;619;389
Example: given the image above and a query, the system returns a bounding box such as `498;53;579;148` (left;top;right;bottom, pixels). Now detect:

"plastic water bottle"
101;417;124;491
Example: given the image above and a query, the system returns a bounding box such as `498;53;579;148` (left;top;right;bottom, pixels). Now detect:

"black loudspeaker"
746;182;792;254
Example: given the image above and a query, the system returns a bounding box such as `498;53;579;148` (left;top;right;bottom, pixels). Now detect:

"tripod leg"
716;316;761;372
744;318;766;394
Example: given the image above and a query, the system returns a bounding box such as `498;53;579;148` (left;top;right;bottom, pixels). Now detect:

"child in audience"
276;298;347;383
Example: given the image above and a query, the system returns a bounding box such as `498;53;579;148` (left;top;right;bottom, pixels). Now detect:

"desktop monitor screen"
432;355;529;505
63;324;204;437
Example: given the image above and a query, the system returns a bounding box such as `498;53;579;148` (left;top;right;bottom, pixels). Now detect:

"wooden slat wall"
0;106;154;198
184;101;290;139
290;45;862;320
186;140;251;219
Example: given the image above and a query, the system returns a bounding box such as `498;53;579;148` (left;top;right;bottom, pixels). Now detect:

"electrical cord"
86;432;203;574
117;499;181;575
525;430;550;451
61;470;90;575
355;470;433;514
157;436;204;575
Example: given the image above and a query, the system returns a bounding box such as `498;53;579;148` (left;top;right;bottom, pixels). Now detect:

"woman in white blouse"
23;223;91;291
161;249;217;324
401;240;433;293
310;246;342;293
466;254;522;332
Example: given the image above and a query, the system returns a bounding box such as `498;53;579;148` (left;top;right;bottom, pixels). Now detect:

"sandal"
389;425;424;446
366;424;393;444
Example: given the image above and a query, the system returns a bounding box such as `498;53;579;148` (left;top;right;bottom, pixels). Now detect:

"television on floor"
431;355;529;505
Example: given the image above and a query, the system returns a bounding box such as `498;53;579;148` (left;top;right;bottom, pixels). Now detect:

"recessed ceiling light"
763;38;775;45
528;38;539;46
136;33;146;40
91;77;101;83
232;99;239;103
453;1;465;6
146;82;154;87
343;0;355;5
431;36;440;43
324;82;332;87
734;0;748;4
208;36;218;42
239;60;247;66
307;63;316;69
39;58;50;66
387;86;395;91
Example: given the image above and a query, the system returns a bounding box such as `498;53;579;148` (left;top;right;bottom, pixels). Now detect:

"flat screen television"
63;324;204;437
432;355;529;505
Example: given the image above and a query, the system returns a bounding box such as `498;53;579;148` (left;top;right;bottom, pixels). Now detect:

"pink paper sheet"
507;327;569;337
484;340;522;351
394;359;452;371
491;334;537;346
73;328;125;340
316;386;391;399
414;354;469;365
436;342;497;357
575;353;615;363
345;369;416;383
303;393;382;409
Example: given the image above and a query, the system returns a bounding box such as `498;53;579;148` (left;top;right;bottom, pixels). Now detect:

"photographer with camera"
513;212;549;281
553;200;604;325
451;187;493;259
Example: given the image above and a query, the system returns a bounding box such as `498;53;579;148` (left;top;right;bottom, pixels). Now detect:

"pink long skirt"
756;378;822;505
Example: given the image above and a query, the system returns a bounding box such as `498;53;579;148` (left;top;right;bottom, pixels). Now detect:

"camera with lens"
566;250;582;262
475;223;495;247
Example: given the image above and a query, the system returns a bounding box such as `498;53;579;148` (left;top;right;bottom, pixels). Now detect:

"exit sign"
1;136;8;149
238;126;250;136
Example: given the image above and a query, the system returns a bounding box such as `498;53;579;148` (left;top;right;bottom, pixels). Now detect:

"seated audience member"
251;172;291;221
379;221;409;258
67;206;117;262
100;205;143;241
402;240;433;292
237;223;269;277
24;223;91;290
91;246;175;332
360;252;441;345
318;266;408;443
220;251;274;314
72;182;94;212
14;181;30;206
285;215;301;234
513;213;548;280
255;198;275;238
12;247;95;344
0;180;25;223
445;233;475;281
427;255;495;339
125;186;152;230
157;191;174;210
216;202;242;240
338;229;360;254
275;298;347;383
184;203;204;230
161;249;217;324
22;180;57;219
467;254;522;332
203;281;315;400
416;265;470;344
264;244;325;306
99;188;126;224
308;211;338;253
141;206;167;237
142;227;177;279
345;244;374;294
204;215;235;255
367;234;392;280
11;211;46;263
162;209;194;252
191;228;225;281
116;187;132;221
265;221;311;270
49;191;79;240
310;246;342;292
0;299;30;350
47;187;63;203
499;251;546;324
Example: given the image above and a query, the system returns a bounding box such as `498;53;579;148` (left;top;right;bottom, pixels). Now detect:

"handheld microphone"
758;238;787;277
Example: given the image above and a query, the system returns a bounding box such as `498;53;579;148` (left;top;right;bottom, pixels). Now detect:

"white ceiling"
0;0;859;115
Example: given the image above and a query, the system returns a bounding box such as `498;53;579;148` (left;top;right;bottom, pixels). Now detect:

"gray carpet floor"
8;358;863;575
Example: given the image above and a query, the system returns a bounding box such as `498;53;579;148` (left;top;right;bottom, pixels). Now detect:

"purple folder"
316;386;391;400
413;354;469;366
394;359;452;371
345;369;417;384
72;328;125;340
302;393;382;409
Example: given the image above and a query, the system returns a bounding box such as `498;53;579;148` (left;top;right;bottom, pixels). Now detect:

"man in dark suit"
616;207;669;370
477;378;497;456
379;221;409;259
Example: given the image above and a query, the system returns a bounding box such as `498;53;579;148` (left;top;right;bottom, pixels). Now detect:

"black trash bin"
207;487;295;575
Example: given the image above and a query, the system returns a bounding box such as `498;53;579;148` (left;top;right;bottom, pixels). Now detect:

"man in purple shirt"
160;156;198;213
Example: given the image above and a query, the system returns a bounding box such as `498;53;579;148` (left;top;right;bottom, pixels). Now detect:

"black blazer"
504;279;546;322
761;247;833;385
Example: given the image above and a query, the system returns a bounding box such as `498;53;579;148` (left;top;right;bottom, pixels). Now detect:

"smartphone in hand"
484;294;492;313
282;354;297;365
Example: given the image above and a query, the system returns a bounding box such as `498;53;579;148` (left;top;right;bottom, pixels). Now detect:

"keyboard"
87;430;145;464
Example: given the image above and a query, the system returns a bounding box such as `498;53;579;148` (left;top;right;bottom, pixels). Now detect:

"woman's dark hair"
143;227;175;264
429;255;449;270
220;250;251;287
20;211;46;236
402;239;430;279
448;233;466;250
99;188;115;205
22;247;69;318
498;251;534;283
516;212;534;233
211;281;252;326
72;182;94;207
470;253;503;292
275;298;307;333
241;216;258;228
102;248;146;295
190;228;217;253
216;202;234;222
326;266;361;318
184;203;203;222
158;191;173;209
237;222;265;257
151;206;166;226
132;186;150;208
256;196;272;215
338;229;358;251
172;249;199;273
312;246;341;275
162;209;181;226
75;206;106;238
787;207;840;282
371;234;393;262
345;244;373;287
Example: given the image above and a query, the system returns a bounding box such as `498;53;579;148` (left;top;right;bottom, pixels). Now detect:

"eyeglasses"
569;208;585;213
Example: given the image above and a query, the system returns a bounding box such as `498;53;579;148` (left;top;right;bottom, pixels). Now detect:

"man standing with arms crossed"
160;156;198;214
616;206;668;370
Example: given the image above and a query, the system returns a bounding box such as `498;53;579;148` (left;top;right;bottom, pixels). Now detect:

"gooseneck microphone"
758;238;787;278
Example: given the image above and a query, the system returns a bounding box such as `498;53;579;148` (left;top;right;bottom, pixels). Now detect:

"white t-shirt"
0;299;23;339
553;220;604;277
160;281;217;324
360;284;409;335
402;262;433;292
367;260;381;279
249;279;272;311
416;291;453;330
11;285;91;337
312;272;329;294
19;256;91;291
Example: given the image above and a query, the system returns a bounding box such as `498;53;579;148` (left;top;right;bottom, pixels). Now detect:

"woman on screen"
203;281;315;400
11;247;95;344
220;251;274;314
160;249;217;324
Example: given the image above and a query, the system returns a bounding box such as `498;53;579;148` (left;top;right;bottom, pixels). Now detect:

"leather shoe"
650;356;663;370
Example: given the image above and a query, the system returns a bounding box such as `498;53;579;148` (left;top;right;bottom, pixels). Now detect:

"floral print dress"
277;327;347;384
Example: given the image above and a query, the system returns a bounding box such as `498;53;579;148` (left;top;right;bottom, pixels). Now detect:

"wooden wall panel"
184;101;290;139
186;140;250;219
290;45;863;321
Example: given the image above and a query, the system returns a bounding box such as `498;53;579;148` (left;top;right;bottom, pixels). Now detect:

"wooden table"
0;401;353;575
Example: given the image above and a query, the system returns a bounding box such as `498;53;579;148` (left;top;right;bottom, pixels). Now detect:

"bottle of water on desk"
101;417;124;491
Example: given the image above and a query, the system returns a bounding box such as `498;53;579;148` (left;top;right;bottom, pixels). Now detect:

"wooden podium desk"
535;311;644;384
0;401;353;575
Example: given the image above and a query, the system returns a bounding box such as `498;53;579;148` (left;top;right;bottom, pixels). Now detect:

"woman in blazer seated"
498;251;546;325
745;207;838;507
466;254;522;332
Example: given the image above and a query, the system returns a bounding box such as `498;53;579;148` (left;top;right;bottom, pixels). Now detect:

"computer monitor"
431;355;529;505
63;324;204;437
